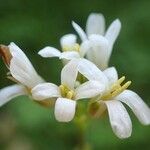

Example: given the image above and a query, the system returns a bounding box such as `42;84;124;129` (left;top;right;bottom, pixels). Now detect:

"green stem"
74;115;91;150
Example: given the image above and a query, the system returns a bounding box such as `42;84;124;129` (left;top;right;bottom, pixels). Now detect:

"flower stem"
74;114;92;150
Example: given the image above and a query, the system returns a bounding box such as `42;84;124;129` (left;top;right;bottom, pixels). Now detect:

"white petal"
0;84;27;107
86;34;109;70
9;42;35;67
31;83;60;101
54;98;76;122
38;47;61;58
75;80;105;100
115;90;150;125
86;13;105;36
9;43;44;88
72;21;87;41
105;19;121;52
61;59;80;90
60;51;80;60
10;56;44;89
103;67;118;85
79;40;91;57
9;42;27;57
78;59;108;86
60;34;77;48
104;100;132;139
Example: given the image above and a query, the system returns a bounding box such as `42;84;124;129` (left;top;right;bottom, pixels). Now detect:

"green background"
0;0;150;149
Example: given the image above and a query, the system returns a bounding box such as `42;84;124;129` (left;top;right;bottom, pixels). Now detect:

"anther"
121;81;131;90
66;91;74;99
62;43;80;52
118;76;125;84
59;85;65;97
74;43;80;51
111;81;131;98
62;46;69;51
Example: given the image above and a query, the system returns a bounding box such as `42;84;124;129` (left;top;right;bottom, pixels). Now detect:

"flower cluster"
0;13;150;139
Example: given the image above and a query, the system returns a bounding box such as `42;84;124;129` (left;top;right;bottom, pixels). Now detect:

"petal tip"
54;98;76;122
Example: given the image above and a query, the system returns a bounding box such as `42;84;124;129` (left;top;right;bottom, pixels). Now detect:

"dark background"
0;0;150;149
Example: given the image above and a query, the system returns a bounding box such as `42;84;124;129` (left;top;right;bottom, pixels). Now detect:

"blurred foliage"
0;0;150;150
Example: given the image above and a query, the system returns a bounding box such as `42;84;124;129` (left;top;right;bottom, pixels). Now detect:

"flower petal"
78;59;108;86
72;21;87;41
86;13;105;36
60;34;77;49
79;40;91;57
38;47;61;58
115;90;150;125
61;59;80;90
9;42;27;57
105;19;121;52
60;51;80;60
104;100;132;139
103;67;118;85
75;80;105;100
31;83;60;101
0;84;27;107
54;98;76;122
9;42;44;88
86;34;109;70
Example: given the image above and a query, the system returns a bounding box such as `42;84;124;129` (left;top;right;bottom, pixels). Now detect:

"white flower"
31;59;106;122
39;13;121;69
38;34;88;60
72;13;121;70
78;59;150;139
0;42;44;106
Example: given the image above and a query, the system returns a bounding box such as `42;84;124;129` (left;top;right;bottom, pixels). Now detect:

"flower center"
62;43;80;52
59;85;75;99
101;76;131;100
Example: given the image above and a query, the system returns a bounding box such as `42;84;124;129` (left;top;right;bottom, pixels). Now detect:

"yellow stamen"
66;90;74;99
74;43;80;52
59;84;75;99
111;81;131;98
122;81;132;88
101;76;131;100
62;43;80;52
118;76;125;84
101;93;112;100
62;46;69;51
59;85;65;97
111;76;125;91
89;76;131;118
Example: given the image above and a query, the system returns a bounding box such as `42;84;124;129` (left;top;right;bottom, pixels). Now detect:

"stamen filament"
111;81;131;98
101;76;131;100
